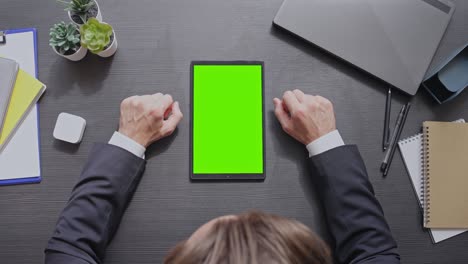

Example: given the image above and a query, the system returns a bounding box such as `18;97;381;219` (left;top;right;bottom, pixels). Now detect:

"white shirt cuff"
306;130;344;157
108;131;146;159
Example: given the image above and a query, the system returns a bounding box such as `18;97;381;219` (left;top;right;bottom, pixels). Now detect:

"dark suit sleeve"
45;143;146;264
309;145;400;264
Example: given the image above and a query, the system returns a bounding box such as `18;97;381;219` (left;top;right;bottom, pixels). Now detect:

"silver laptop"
273;0;455;95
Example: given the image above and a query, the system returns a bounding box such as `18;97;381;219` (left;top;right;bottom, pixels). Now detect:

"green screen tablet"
190;61;265;180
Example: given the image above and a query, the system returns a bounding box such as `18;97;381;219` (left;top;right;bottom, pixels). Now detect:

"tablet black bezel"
189;61;266;181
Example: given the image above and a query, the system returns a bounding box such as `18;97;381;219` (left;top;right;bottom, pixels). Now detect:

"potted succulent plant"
59;0;102;25
49;22;88;61
80;18;118;58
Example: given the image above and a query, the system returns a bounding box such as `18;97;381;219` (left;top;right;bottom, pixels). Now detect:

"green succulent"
58;0;96;24
49;22;81;55
80;18;113;54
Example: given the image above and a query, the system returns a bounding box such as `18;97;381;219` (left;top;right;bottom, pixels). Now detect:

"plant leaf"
79;18;113;54
49;21;81;52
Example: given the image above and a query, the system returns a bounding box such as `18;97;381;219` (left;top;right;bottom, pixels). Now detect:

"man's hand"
118;93;183;147
273;90;336;145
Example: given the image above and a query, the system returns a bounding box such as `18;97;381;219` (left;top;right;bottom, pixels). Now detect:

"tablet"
190;61;265;180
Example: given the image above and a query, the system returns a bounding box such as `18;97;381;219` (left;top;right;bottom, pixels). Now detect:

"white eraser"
53;113;86;144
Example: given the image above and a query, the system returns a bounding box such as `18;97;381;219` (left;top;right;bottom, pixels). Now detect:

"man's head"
165;211;332;264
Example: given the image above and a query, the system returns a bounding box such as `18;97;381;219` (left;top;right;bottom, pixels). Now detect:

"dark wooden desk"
1;0;467;263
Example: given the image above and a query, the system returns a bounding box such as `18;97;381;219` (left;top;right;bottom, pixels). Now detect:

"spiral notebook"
422;121;468;229
398;119;467;243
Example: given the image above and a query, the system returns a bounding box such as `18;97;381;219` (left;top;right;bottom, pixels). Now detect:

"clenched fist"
118;93;183;147
273;90;336;145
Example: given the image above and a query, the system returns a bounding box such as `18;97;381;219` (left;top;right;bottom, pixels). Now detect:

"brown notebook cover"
423;121;468;228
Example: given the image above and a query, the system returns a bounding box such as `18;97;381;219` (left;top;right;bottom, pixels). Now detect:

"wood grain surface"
1;0;467;263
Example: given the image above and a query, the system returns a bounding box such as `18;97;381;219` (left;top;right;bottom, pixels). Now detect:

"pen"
380;104;406;173
383;87;392;151
383;102;411;177
380;102;411;175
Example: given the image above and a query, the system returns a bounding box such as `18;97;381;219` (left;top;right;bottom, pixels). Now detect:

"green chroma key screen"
191;62;264;180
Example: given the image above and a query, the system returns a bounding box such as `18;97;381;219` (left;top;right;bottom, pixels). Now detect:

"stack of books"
0;58;46;153
0;28;44;186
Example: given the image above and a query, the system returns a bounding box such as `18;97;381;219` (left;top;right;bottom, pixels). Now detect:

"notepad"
399;121;467;243
0;69;45;151
422;121;468;228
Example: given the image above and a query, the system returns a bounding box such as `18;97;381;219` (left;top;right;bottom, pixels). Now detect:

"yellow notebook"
422;121;468;228
0;69;46;151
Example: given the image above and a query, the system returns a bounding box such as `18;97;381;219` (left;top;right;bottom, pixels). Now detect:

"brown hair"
164;211;332;264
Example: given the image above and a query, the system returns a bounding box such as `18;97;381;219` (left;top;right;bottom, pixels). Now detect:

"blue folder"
0;28;42;186
423;43;468;104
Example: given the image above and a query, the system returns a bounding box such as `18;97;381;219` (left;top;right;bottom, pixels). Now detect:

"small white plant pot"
68;0;103;26
53;46;88;61
97;31;118;58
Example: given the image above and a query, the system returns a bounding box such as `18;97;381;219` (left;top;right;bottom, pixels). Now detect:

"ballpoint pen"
381;102;411;176
383;87;392;151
